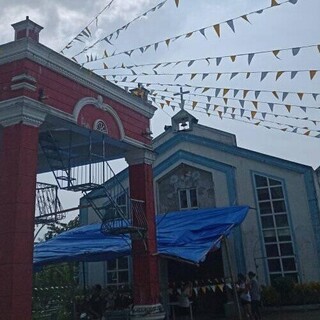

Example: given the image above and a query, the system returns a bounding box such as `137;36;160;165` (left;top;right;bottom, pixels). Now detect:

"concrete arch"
73;96;125;140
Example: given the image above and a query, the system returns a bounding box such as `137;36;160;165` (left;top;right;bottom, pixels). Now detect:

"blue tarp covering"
34;206;249;267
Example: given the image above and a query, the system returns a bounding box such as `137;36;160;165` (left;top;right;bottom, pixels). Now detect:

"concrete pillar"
0;99;46;320
126;149;165;319
0;123;40;319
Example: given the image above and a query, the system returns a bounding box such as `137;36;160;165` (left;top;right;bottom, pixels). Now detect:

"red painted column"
0;124;39;320
127;150;160;306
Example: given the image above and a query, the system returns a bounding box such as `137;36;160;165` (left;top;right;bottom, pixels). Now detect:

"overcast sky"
1;0;320;230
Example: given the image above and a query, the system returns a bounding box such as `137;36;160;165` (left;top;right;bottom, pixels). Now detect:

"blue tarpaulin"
34;206;249;267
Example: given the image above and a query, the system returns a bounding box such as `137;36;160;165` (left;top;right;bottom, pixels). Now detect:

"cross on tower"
174;87;190;110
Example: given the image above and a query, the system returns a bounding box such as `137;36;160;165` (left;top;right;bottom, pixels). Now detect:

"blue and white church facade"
80;110;320;288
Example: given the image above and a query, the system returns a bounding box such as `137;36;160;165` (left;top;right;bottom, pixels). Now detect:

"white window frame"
254;174;298;283
178;187;198;210
106;256;130;288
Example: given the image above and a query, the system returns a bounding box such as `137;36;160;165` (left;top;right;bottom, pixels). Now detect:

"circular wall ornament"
93;119;108;133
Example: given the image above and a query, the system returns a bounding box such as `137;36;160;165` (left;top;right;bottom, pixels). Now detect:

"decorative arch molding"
73;96;125;139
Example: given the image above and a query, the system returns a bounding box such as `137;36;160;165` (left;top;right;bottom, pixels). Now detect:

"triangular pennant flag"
241;15;251;23
174;74;183;81
224;107;228;114
255;121;261;126
231;114;235;119
240;109;245;117
218;111;223;119
214;105;219;111
243;90;249;98
292;47;300;56
139;47;144;53
185;32;193;38
223;89;229;96
272;91;279;99
261;112;267;119
223;98;228;105
202;87;210;93
171;105;176;111
300;106;307;112
239;100;245;108
216;73;222;80
175;0;179;8
273;50;281;59
207;112;211;117
218;284;225;292
268;103;274;111
202;73;209;80
201;287;207;294
213;24;221;37
289;0;298;4
154;42;159;51
165;39;171;47
246;72;251;79
318;45;320;53
230;55;236;62
291;71;298;79
312;93;318;101
251;111;257;118
231;107;235;114
252;101;258;109
199;28;207;38
304;130;311;136
190;73;197;80
260;72;268;81
234;89;239;97
165;100;171;106
296;93;303;100
276;71;284;80
226;20;235;32
248;53;255;65
159;103;164;109
310;70;317;80
255;91;261;99
230;73;238;80
216;57;222;66
285;104;292;112
188;60;195;67
207;96;212;102
215;88;221;96
282;92;289;101
103;63;108;69
210;285;216;292
271;0;279;7
206;104;210;111
192;101;198;109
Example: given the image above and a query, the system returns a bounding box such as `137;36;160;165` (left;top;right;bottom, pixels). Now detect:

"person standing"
248;272;261;320
237;273;253;319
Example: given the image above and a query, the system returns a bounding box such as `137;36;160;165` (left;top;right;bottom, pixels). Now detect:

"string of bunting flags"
109;80;320;104
79;0;298;65
149;92;320;125
70;0;170;61
60;0;116;55
147;88;320;113
103;68;319;82
151;97;320;138
168;280;233;296
92;43;320;71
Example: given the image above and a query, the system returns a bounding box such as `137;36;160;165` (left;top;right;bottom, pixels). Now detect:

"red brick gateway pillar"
126;149;165;319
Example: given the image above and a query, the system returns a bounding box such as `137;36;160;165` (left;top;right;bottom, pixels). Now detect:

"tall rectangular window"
106;256;130;288
254;174;298;283
179;188;198;209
